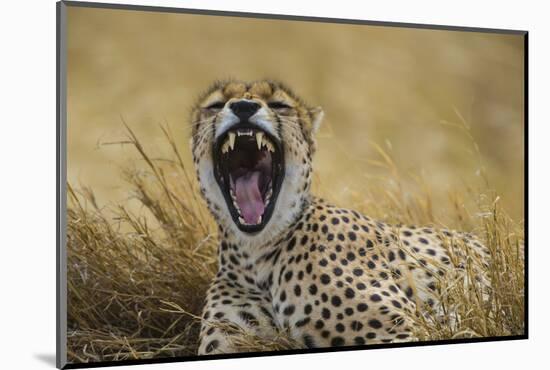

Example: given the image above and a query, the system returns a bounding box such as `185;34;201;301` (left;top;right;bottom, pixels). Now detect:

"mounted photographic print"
56;1;527;368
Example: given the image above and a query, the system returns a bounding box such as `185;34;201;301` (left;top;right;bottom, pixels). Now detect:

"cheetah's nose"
230;100;260;122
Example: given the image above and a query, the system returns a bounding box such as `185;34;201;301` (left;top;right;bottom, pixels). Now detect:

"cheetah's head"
190;80;323;242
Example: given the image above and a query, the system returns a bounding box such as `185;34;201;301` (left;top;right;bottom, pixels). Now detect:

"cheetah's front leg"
198;277;279;355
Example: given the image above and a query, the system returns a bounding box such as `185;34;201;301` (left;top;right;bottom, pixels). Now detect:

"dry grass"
407;202;524;340
66;126;524;364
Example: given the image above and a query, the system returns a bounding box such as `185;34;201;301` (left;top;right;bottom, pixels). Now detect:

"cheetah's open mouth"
213;125;284;233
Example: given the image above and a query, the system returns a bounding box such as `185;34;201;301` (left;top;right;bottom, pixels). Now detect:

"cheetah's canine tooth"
256;132;264;150
228;132;236;150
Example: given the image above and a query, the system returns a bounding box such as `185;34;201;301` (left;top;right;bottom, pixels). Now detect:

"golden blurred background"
67;6;525;222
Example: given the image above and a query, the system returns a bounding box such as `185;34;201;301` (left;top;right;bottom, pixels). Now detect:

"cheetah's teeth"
228;132;236;151
262;135;275;152
221;129;275;153
232;200;242;215
237;214;263;226
221;140;230;154
237;129;253;136
256;132;264;150
265;141;275;152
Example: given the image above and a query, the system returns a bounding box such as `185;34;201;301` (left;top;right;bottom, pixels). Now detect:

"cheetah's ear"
310;106;324;136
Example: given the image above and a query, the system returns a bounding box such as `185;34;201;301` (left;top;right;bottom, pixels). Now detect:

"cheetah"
190;80;491;355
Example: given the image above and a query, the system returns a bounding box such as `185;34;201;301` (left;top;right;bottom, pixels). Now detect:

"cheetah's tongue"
234;171;265;224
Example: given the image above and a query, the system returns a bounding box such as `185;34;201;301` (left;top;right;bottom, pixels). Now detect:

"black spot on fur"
205;339;219;353
320;274;331;285
368;319;383;329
